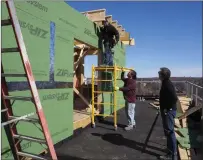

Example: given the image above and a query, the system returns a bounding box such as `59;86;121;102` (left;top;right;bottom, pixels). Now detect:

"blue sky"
67;1;202;78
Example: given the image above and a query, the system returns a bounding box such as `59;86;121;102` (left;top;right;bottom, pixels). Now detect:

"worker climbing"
100;20;120;66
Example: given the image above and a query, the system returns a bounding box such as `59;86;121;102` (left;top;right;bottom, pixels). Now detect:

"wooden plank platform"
73;110;91;130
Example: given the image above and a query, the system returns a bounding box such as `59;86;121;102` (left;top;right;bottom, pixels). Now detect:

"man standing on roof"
100;20;120;66
115;69;137;131
158;67;178;160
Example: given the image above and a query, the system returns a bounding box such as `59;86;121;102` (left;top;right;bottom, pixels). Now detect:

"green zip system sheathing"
1;1;126;158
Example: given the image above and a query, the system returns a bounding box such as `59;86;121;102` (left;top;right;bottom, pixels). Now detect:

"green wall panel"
2;89;73;159
54;31;74;82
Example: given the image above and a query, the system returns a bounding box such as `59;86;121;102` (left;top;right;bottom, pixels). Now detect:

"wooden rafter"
81;9;106;23
117;25;123;33
74;45;86;71
105;15;112;23
122;38;135;46
74;39;98;49
74;39;99;55
111;20;118;28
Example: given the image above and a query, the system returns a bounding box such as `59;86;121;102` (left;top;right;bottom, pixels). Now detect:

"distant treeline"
137;77;203;87
136;77;202;97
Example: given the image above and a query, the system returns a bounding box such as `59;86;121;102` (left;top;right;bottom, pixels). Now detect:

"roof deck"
55;101;168;159
55;98;202;160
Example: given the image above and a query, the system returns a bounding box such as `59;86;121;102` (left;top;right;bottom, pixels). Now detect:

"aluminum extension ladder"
1;0;58;159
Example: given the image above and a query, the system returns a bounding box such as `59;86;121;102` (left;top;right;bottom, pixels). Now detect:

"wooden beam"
105;15;112;23
81;9;106;14
117;25;124;37
81;9;106;22
86;49;99;55
120;29;126;39
117;24;130;42
112;20;118;28
74;46;85;71
73;75;77;88
178;105;202;120
74;39;98;50
117;25;123;33
120;32;130;41
80;58;85;87
121;38;135;46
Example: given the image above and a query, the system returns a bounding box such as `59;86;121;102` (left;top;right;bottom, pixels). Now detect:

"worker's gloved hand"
115;86;120;91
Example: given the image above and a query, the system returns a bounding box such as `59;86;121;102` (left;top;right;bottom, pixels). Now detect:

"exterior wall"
1;1;126;159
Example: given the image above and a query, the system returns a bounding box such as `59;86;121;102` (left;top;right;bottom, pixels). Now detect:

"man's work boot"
124;125;134;131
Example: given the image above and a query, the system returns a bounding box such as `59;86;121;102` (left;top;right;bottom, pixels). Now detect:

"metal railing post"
195;87;198;105
186;81;188;97
191;85;194;100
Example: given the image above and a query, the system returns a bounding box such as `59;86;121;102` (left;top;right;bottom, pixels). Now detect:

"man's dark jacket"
159;79;178;110
101;24;119;43
119;72;136;103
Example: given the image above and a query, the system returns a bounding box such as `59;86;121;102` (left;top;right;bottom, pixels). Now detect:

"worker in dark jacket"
158;67;178;160
115;69;137;131
100;20;119;66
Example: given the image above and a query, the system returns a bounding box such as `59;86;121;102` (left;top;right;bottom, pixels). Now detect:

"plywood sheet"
73;110;91;130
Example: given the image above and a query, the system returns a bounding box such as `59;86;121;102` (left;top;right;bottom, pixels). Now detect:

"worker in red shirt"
115;69;137;131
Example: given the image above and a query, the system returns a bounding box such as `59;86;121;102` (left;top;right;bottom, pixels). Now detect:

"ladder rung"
1;73;26;77
93;91;113;93
9;116;39;123
94;80;112;82
1;113;35;127
2;47;19;53
13;134;46;144
17;151;47;160
1;19;12;26
1;108;8;113
4;96;33;101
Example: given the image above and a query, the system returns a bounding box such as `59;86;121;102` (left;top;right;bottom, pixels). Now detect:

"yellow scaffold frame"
91;64;133;130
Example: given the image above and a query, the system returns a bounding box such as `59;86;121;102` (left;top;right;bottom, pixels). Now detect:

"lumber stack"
175;96;202;160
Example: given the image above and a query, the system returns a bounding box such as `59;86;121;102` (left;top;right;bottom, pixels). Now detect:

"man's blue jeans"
160;109;177;156
125;101;136;126
103;42;113;66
